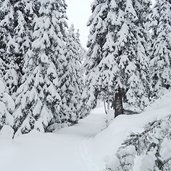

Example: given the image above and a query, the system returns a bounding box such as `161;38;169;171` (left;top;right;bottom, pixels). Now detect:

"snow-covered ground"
90;92;171;170
0;102;107;171
1;92;171;171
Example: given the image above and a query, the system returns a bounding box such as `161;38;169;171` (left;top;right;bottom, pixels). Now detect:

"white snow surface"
1;92;171;171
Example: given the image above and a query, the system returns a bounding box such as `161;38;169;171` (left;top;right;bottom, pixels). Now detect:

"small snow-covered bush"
0;80;15;131
0;125;14;139
105;115;171;171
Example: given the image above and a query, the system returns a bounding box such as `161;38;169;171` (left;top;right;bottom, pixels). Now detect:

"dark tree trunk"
114;87;124;117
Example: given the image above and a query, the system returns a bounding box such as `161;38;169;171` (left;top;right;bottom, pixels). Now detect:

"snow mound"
0;125;14;139
105;115;171;171
89;91;171;171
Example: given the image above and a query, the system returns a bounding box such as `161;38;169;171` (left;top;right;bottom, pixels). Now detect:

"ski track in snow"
79;137;100;171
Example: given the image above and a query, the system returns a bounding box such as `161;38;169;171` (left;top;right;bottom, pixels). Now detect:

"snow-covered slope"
90;92;171;170
0;92;171;171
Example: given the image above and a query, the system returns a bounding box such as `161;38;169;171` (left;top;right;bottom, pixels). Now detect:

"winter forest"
0;0;171;171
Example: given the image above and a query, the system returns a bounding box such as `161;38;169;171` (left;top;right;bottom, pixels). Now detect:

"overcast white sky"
66;0;92;48
66;0;155;49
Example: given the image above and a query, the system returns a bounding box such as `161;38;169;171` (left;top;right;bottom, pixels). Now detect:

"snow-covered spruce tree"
0;0;19;95
73;29;87;119
75;29;86;64
0;0;34;95
12;0;34;79
96;0;126;116
85;0;150;116
13;0;68;135
84;0;109;113
121;0;151;112
0;79;15;130
149;0;171;99
58;25;84;124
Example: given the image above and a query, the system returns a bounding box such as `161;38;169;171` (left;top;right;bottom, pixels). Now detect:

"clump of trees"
85;0;171;116
0;0;171;136
0;0;85;136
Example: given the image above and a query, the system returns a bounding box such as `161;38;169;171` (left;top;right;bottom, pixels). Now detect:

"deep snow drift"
1;92;171;171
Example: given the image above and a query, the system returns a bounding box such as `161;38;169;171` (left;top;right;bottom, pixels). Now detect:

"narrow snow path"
0;104;108;171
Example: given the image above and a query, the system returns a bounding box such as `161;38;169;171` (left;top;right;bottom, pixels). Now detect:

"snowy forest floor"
1;91;171;171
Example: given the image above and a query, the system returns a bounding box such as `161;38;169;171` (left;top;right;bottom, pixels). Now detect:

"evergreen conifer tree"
0;79;15;130
58;25;84;124
0;0;19;95
149;0;171;98
84;0;108;111
0;0;34;95
13;0;68;135
85;0;151;116
13;0;34;77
